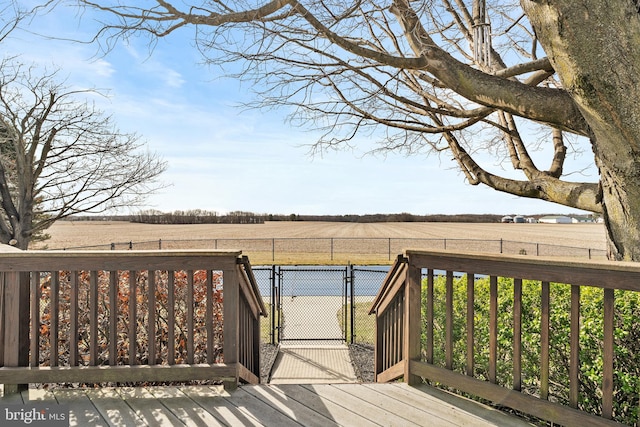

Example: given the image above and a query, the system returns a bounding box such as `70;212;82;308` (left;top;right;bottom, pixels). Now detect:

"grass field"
36;220;608;264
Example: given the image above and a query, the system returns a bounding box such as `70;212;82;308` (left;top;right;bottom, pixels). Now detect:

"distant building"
571;216;595;223
501;216;513;223
538;215;572;224
513;215;526;223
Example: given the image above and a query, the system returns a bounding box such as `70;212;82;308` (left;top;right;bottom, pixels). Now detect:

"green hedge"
423;275;640;425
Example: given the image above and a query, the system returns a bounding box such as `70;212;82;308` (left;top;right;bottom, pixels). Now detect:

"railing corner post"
404;258;422;386
223;264;240;389
3;272;30;394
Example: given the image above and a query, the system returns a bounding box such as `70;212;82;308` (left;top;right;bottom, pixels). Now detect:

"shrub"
37;269;224;386
423;275;640;425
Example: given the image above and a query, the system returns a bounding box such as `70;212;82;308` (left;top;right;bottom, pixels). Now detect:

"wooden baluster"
70;271;79;366
148;270;156;365
187;270;194;364
570;285;580;408
489;276;497;384
89;271;98;366
30;272;41;367
426;269;434;364
466;273;475;377
167;271;175;365
445;271;454;370
129;271;137;365
109;271;118;366
207;269;214;364
50;272;59;367
602;288;614;419
540;281;550;400
513;278;522;391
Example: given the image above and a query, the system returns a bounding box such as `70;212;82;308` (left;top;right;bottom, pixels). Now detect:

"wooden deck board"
0;383;532;427
243;384;341;427
52;389;110;427
180;385;264;427
116;386;187;427
272;384;377;426
338;383;458;427
146;386;226;427
221;387;304;427
302;384;425;426
85;388;148;427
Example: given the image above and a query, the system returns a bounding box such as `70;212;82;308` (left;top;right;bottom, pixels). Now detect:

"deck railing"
0;250;266;394
370;250;640;427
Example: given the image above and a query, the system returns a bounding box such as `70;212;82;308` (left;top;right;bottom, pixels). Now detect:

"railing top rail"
237;255;267;317
0;249;243;271
405;249;640;291
369;254;408;314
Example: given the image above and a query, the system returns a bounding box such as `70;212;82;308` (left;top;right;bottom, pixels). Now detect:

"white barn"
538;215;573;224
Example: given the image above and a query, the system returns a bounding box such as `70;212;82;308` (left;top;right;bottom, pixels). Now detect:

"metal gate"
253;265;388;345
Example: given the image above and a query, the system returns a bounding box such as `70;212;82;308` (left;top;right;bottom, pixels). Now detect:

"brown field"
36;220;607;265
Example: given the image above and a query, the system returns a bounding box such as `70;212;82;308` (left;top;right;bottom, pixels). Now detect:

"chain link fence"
50;237;607;264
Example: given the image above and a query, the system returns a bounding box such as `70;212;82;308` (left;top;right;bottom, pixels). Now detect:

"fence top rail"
0;249;243;272
405;249;640;291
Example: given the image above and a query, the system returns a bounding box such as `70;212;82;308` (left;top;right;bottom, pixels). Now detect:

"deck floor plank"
243;384;341;427
180;385;264;427
53;389;110;427
0;383;533;426
338;383;459;427
85;388;148;427
302;384;424;426
387;383;533;427
146;386;226;427
21;388;57;402
0;385;24;405
272;384;379;426
220;387;305;427
116;386;188;427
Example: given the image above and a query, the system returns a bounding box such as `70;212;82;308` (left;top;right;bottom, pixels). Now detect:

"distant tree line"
67;211;509;224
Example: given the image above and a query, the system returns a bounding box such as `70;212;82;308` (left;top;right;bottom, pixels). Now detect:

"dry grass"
36;220;607;265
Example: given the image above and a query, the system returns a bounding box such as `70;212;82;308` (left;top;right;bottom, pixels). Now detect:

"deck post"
3;272;29;394
223;266;240;390
404;259;421;385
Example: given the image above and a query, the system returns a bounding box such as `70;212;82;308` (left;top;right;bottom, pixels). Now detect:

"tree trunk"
522;0;640;260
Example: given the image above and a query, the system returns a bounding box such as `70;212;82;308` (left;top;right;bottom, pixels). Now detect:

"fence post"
500;239;503;254
159;239;162;250
272;238;275;262
3;272;29;394
388;238;392;261
271;265;277;345
331;238;334;261
350;264;355;345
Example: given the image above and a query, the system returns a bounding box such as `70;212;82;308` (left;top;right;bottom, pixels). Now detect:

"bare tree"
0;58;167;249
76;0;640;260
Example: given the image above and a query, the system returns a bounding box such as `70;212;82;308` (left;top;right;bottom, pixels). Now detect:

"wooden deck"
1;383;532;426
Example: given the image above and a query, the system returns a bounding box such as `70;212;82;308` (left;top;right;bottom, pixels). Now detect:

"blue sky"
4;4;597;216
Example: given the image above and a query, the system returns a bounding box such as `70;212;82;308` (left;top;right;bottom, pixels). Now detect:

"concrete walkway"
269;345;358;384
270;295;358;384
